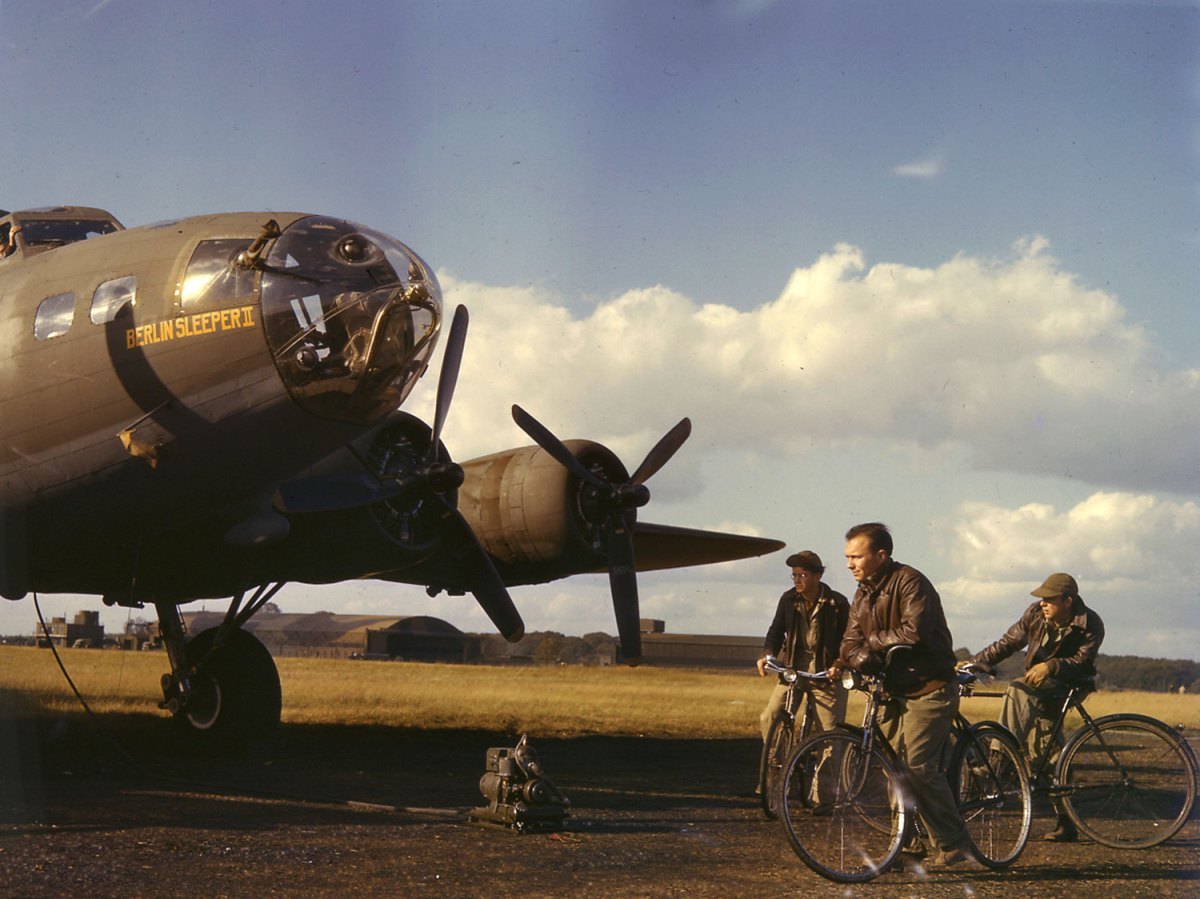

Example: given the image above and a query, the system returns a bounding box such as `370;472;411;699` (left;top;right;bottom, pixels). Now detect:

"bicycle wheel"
951;723;1032;867
760;714;794;819
780;731;907;883
1058;714;1196;848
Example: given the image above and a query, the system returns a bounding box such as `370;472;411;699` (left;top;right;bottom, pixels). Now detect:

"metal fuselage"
0;207;441;603
0;205;783;625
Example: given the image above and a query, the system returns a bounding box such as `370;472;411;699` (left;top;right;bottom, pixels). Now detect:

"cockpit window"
18;218;119;248
0;223;15;259
91;276;137;324
181;239;257;310
35;292;76;340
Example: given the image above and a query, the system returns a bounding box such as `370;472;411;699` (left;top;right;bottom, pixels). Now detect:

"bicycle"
777;646;1032;883
758;657;831;819
988;675;1199;849
949;663;1035;868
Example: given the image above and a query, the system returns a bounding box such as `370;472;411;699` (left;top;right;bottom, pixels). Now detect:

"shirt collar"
864;557;898;590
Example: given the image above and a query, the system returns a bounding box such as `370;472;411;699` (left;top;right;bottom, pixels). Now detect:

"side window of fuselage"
91;275;137;324
34;292;76;340
181;239;256;310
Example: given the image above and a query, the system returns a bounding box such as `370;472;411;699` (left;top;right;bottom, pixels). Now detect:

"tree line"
955;647;1198;692
477;631;1200;691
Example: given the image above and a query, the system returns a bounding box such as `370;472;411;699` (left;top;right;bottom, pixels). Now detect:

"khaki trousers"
1002;677;1070;764
759;680;847;742
879;681;968;851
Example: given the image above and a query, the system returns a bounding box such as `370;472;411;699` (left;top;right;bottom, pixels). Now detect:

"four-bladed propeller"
273;305;524;642
511;405;691;665
276;303;696;658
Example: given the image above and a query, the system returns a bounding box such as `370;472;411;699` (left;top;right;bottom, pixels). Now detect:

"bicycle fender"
1078;713;1198;775
969;719;1006;733
1058;712;1186;768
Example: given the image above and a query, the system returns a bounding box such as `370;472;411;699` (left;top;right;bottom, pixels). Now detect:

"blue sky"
2;0;1198;662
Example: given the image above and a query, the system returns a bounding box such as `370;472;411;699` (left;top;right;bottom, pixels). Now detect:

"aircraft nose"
259;216;443;424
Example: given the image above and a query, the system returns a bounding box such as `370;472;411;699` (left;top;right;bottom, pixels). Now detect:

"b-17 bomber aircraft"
0;205;783;744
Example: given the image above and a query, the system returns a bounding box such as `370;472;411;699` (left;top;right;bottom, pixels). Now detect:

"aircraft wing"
622;522;784;572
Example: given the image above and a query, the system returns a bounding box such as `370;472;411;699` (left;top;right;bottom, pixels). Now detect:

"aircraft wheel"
177;627;281;748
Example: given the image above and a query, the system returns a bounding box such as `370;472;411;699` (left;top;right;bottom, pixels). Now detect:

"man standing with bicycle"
756;550;850;744
963;572;1105;843
833;522;971;869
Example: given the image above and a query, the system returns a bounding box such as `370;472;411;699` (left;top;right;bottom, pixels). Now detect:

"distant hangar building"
164;613;754;669
179;611;480;663
636;619;761;669
35;610;105;648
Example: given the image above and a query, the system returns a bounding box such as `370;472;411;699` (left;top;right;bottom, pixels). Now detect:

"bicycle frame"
969;673;1196;850
1025;682;1199;798
839;659;1029;843
764;657;819;735
759;658;839;819
777;646;1033;881
1022;682;1088;788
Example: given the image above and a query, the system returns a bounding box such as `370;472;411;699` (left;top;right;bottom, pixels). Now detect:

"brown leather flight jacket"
763;583;850;671
839;558;958;697
971;598;1104;684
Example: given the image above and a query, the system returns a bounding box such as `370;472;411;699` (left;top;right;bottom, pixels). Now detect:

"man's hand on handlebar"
1025;661;1051;687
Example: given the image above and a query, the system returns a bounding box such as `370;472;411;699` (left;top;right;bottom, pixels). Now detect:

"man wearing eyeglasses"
964;572;1105;842
756;550;850;748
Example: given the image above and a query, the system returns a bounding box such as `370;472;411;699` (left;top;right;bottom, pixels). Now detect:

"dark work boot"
1041;814;1078;842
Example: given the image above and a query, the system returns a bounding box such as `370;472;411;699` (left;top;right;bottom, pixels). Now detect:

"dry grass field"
3;645;1198;897
2;644;1198;740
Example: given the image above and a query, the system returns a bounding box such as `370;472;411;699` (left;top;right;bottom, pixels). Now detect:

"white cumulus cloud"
891;153;944;179
430;237;1199;496
937;491;1200;659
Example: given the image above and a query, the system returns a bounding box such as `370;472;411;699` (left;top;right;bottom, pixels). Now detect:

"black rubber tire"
1057;714;1196;849
951;722;1032;867
760;714;794;819
175;627;282;749
779;731;907;883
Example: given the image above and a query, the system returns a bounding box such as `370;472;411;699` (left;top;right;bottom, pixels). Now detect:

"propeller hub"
617;483;651;510
424;461;465;495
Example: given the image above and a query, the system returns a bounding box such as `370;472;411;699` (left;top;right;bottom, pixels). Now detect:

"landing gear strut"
155;587;283;748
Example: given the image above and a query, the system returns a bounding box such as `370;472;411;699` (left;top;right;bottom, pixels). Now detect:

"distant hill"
1090;655;1199;693
955;646;1199;693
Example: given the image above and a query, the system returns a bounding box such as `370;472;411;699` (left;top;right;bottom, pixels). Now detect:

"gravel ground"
1;712;1197;898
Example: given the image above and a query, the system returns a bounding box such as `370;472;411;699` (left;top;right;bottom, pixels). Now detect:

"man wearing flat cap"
964;572;1105;842
757;550;850;748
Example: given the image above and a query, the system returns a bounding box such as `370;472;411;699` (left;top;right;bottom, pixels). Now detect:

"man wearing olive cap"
964;572;1105;842
757;550;850;746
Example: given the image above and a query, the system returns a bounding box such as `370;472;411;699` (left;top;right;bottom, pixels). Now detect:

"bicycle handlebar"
761;656;832;685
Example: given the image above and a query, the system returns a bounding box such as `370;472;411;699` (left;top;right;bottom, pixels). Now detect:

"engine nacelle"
457;439;629;583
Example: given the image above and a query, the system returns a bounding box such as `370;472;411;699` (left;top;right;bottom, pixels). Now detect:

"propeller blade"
429;305;469;462
629;418;691;485
438;499;524;641
512;405;607;490
509;407;698;664
607;514;641;665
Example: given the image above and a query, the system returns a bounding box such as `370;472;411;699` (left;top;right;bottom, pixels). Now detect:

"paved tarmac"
1;712;1197;897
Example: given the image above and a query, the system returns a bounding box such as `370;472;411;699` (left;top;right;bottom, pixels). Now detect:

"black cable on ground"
29;593;464;819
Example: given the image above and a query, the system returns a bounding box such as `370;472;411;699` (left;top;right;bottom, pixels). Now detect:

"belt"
905;678;948;698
